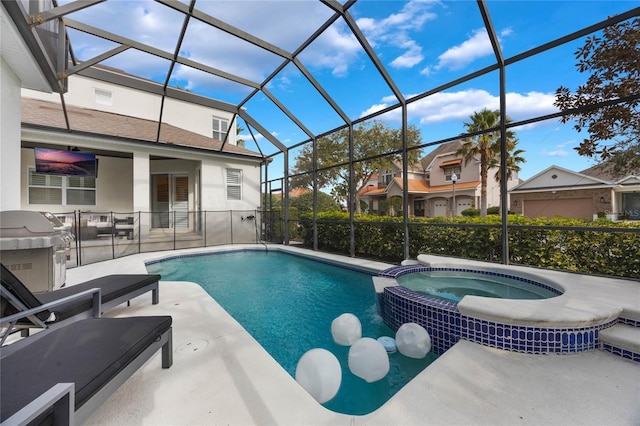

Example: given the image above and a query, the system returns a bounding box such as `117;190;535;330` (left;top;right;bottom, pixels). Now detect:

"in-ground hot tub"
375;256;621;356
395;268;561;303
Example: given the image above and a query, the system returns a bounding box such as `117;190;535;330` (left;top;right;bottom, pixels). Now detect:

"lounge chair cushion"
0;316;172;422
36;274;161;320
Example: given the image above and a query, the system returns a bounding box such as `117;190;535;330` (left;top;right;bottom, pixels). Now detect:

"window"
66;175;96;205
28;171;62;204
212;116;229;141
380;170;394;186
94;88;113;105
445;166;461;182
28;169;96;205
226;169;242;200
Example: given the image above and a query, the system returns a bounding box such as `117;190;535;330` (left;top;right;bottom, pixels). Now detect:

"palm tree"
491;146;526;183
457;109;520;216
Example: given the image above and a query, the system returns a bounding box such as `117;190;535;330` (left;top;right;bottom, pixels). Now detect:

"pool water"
146;251;437;415
396;270;559;303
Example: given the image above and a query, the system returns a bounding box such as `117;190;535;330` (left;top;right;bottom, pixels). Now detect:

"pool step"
600;323;640;362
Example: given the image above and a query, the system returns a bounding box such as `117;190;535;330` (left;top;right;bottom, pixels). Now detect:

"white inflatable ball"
348;337;390;383
331;313;362;346
396;323;431;359
295;348;342;403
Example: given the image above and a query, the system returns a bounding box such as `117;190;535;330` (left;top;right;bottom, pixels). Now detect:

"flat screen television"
34;148;97;177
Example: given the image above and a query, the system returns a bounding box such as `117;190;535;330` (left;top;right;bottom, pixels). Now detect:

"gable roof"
510;165;613;192
420;140;466;171
580;162;638;183
20;97;263;159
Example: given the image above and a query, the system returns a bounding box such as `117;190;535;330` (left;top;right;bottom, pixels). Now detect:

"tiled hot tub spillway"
376;266;619;356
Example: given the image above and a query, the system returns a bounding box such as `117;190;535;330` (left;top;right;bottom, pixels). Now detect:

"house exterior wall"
22;76;161;122
163;98;237;144
21;148;134;213
510;188;613;219
18;121;261;220
1;58;22;211
406;170;423;180
200;159;260;211
22;74;238;144
428;155;478;187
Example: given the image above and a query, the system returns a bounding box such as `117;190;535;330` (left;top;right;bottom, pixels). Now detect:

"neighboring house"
509;164;640;220
360;140;519;217
15;70;264;238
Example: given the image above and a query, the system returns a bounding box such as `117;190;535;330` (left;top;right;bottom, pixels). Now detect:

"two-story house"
12;66;265;238
360;140;518;217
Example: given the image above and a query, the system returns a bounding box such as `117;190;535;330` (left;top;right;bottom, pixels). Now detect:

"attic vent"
94;88;113;105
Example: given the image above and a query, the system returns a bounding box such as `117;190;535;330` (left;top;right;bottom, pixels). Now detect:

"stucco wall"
200;159;260;212
23;75;238;144
20;148;134;213
1;58;22;211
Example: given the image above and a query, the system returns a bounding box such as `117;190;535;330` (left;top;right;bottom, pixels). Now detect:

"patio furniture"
1;263;160;331
0;288;173;425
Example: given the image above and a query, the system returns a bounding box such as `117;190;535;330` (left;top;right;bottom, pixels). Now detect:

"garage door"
524;198;592;219
456;197;473;215
433;200;447;217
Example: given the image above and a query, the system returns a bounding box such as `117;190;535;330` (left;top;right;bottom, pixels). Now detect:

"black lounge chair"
0;293;173;425
1;263;160;332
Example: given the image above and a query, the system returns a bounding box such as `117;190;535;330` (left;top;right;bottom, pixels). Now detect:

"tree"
289;191;340;214
236;123;245;148
458;109;520;216
554;17;640;174
291;120;423;213
490;146;526;182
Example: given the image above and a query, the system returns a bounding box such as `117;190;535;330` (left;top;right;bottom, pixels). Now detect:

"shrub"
297;212;640;279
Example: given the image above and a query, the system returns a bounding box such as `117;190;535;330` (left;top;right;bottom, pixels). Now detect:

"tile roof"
428;181;480;191
395;177;431;192
20;97;263;158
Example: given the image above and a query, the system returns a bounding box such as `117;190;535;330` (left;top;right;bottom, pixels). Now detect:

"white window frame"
444;166;462;182
28;168;97;206
380;170;394;185
226;168;242;201
212;116;229;142
28;169;63;205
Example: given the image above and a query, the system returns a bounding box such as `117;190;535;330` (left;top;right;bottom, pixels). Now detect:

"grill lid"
0;210;67;249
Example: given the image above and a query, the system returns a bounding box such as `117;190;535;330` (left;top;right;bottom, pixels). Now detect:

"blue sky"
62;0;638;181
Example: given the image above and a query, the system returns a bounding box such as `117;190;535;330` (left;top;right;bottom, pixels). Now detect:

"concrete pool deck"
63;245;640;425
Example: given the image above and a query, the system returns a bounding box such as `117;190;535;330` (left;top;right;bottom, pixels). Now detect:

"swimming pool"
145;250;437;415
396;269;560;303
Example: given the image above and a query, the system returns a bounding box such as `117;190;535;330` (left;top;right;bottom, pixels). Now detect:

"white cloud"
541;149;569;157
390;40;424;68
299;25;361;77
421;26;513;74
360;89;559;124
434;28;493;71
355;0;438;70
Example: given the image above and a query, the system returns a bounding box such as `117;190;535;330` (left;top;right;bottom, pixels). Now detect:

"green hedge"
297;212;640;279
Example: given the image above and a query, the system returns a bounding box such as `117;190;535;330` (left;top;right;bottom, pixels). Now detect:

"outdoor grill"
0;210;74;293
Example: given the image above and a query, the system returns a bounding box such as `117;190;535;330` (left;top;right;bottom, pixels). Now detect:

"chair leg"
162;329;173;368
152;285;159;305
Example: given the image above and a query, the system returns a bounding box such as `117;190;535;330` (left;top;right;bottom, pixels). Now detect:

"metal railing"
55;210;283;268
